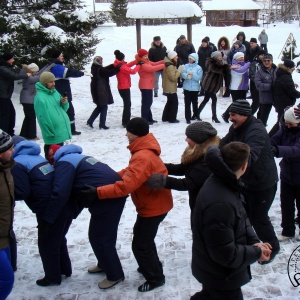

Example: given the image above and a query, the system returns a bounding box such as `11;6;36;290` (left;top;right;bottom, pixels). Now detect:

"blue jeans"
140;89;153;122
0;247;14;300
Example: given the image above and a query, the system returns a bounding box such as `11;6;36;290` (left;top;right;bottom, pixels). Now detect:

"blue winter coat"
11;141;54;218
182;53;203;92
271;125;300;186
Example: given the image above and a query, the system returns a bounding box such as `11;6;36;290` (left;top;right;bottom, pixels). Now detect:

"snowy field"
7;14;300;300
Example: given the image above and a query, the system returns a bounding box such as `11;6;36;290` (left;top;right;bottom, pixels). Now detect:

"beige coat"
162;57;181;94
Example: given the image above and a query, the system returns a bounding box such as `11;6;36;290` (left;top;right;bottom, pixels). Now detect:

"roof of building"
202;0;261;11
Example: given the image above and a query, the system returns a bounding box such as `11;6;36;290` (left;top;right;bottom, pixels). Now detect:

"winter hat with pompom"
114;50;125;61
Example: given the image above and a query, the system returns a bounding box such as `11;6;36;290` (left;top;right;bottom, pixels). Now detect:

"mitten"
177;65;185;73
83;71;93;77
269;146;278;158
80;184;99;205
187;74;192;80
188;71;193;75
146;174;167;189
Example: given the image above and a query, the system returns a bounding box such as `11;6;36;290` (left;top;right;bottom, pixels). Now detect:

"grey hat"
185;121;217;144
229;99;252;116
211;51;222;59
40;72;55;85
0;130;13;153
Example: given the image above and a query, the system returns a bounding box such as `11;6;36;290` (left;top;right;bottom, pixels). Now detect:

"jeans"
154;70;164;94
87;105;108;128
0;97;15;136
184;90;198;122
0;247;14;300
20;103;37;139
140;89;153;122
118;89;131;126
162;93;178;122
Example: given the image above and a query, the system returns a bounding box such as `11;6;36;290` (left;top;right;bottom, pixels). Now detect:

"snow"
203;0;261;11
7;19;300;300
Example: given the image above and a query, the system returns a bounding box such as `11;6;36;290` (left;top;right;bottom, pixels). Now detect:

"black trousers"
184;90;198;122
132;213;167;283
118;89;131;126
0;97;15;136
191;285;243;300
258;103;272;126
20;103;37;139
87;105;108;128
250;81;260;115
162;93;178;122
269;106;285;137
198;91;217;118
140;89;153;122
222;90;247;120
261;44;268;52
244;184;280;252
280;181;300;237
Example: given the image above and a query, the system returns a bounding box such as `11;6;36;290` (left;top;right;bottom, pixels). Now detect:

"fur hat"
153;36;161;42
284;106;300;123
179;35;186;41
283;59;295;69
229;99;252;116
40;72;55;85
27;63;39;73
211;51;221;59
233;52;244;61
185;121;217;144
167;50;177;60
137;49;148;58
250;38;257;43
48;144;61;165
52;50;62;59
126;117;149;137
114;50;125;61
1;52;14;61
0;130;13;153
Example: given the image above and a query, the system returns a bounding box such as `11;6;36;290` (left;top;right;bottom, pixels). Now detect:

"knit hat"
27;63;39;73
258;49;266;56
12;135;26;146
153;36;161;42
202;38;208;44
229;99;252;116
167;50;177;60
284;106;300;123
40;72;55;85
263;53;273;61
126;117;149;137
52;50;62;59
204;36;210;42
233;52;244;61
283;59;295;69
250;38;257;43
48;144;61;165
0;130;13;153
137;49;148;58
114;50;125;61
185;121;217;144
211;51;221;59
233;40;242;47
179;35;186;40
1;52;14;61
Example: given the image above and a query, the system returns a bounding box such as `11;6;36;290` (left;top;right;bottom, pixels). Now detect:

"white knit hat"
284;106;300;123
167;50;177;60
27;63;39;73
233;52;244;61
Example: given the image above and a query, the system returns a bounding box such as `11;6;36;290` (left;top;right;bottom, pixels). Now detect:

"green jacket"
34;82;71;145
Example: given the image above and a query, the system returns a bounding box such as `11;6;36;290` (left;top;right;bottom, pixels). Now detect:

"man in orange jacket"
81;117;173;292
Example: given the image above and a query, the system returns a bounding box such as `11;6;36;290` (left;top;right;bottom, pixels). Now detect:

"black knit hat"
114;50;125;61
0;130;13;153
284;59;295;69
229;100;252;116
258;49;266;56
126;118;149;137
153;36;161;42
263;53;273;61
185;121;217;144
250;38;257;43
1;52;14;61
52;50;62;59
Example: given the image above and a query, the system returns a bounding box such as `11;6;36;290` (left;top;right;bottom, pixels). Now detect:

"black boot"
71;123;81;135
197;102;206;121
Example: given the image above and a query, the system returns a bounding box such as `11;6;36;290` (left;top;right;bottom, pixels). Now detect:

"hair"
221;142;250;172
217;36;230;50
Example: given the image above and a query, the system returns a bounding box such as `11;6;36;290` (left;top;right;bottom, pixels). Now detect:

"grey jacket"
258;32;268;44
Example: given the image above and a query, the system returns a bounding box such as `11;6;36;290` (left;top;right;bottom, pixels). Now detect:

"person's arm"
11;163;31;200
99;64;120;77
181;65;188;79
65;68;84;78
276;132;300;158
121;64;140;75
232;62;251;74
165;65;181;82
141;62;164;73
1;67;29;80
280;77;300;99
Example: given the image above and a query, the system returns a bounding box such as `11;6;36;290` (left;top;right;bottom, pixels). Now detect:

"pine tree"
281;35;300;67
110;0;129;27
190;0;203;24
0;0;108;69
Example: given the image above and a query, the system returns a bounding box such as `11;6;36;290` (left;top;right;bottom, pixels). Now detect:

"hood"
114;59;126;67
236;31;246;42
35;82;57;95
232;60;246;66
13;141;41;158
150;41;165;49
277;63;292;75
217;36;230;50
188;53;199;64
128;133;161;156
54;144;83;163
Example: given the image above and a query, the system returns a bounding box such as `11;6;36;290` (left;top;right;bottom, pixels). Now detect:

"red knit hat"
48;144;61;165
137;49;148;58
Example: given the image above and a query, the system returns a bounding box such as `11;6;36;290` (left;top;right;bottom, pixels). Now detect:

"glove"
137;61;144;66
146;174;167;189
187;74;192;80
177;65;184;73
269;146;278;158
80;184;99;205
294;104;300;119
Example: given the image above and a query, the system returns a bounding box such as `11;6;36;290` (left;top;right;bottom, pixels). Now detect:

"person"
45;144;127;289
236;31;250;60
161;50;183;123
247;38;262;63
254;53;277;126
146;121;219;227
181;53;203;123
197;51;230;123
258;29;268;52
19;63;53;140
204;36;217;52
135;49;165;124
270;106;300;241
81;117;173;292
87;56;121;130
227;40;246;65
191;142;272;300
221;100;280;264
221;52;250;123
50;50;84;135
270;59;300;136
148;36;167;97
113;50;140;128
0;130;15;300
0;52;31;136
34;72;71;161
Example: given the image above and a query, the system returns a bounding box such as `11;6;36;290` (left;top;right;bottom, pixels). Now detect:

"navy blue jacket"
11;141;54;218
44;144;126;224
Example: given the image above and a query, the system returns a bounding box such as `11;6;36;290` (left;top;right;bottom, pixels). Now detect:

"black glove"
269;146;278;158
137;61;144;66
80;184;99;206
146;174;167;189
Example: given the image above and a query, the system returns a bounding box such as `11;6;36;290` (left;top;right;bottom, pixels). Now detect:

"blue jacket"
44;144;126;224
182;53;203;92
11;141;54;218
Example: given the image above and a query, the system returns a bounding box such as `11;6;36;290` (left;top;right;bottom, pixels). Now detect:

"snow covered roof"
202;0;261;11
95;3;111;12
126;1;202;19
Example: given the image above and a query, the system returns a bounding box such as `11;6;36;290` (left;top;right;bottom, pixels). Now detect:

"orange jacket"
96;133;173;217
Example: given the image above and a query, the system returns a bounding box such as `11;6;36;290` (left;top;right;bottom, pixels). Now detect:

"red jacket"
114;59;139;90
96;133;173;217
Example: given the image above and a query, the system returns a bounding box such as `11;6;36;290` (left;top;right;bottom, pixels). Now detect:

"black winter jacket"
247;45;262;63
192;146;261;290
174;41;196;65
148;42;167;62
197;45;214;73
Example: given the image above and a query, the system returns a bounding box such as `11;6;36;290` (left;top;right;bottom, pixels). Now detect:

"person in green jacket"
34;72;71;161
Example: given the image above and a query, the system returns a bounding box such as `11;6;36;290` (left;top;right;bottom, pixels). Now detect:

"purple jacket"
230;60;250;91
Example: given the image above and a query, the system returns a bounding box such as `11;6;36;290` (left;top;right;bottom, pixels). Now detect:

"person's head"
153;36;161;46
94;56;103;65
257;49;266;61
228;99;252;128
1;52;14;65
52;50;63;62
114;50;125;61
12;135;26;147
233;40;242;49
188;53;198;64
263;53;273;69
211;51;222;61
283;59;296;73
179;35;187;44
233;52;244;62
167;50;178;64
137;49;148;60
250;38;258;49
39;72;55;89
27;63;39;74
221;142;250;178
284;106;300;128
237;32;245;42
201;38;208;47
204;36;210;43
185;121;217;148
0;130;14;162
48;144;61;165
220;39;225;47
262;29;266;33
126;117;149;144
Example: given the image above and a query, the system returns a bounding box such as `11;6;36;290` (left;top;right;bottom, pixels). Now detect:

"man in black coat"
220;100;280;264
191;143;272;300
247;38;261;63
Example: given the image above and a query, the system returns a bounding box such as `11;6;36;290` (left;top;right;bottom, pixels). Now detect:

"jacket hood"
114;59;126;66
277;63;293;75
35;81;57;95
54;144;83;163
217;36;230;50
188;53;199;64
150;41;165;49
13;141;41;158
128;133;161;156
236;31;246;41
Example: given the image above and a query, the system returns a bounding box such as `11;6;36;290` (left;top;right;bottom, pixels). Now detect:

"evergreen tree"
110;0;129;27
190;0;202;24
281;34;300;67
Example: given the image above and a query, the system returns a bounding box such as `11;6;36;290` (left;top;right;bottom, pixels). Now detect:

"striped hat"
0;130;13;153
229;100;252;116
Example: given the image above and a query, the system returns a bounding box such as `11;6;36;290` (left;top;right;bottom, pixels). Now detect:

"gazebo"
126;1;202;51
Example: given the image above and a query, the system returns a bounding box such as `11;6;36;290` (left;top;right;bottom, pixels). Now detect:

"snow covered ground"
7;18;300;300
